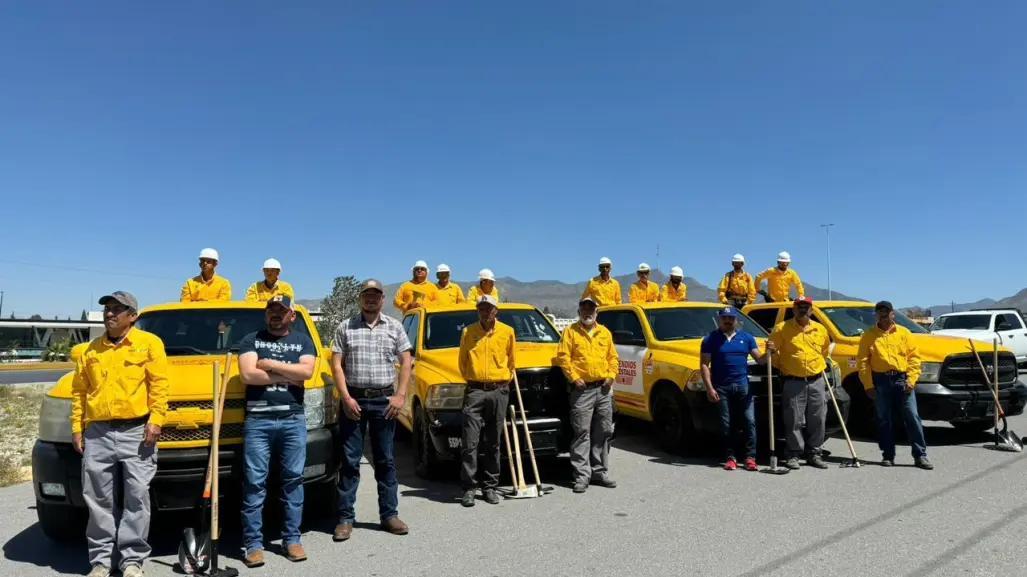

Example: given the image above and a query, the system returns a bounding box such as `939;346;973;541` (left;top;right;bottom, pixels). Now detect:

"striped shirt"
331;313;411;389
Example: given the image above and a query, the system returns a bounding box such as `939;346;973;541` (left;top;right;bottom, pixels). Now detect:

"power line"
0;259;179;281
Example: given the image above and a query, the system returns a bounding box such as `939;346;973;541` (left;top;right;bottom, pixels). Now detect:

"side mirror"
70;343;88;363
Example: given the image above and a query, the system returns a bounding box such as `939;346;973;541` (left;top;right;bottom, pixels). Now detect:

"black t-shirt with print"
238;329;315;418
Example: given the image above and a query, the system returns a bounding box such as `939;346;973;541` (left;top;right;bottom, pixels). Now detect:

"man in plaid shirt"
329;279;413;542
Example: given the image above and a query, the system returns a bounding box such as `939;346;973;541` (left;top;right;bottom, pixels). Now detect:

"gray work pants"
782;375;827;458
569;384;614;484
460;386;510;491
81;420;158;571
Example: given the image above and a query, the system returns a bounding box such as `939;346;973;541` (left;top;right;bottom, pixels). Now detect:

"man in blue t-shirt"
700;306;771;471
237;295;316;567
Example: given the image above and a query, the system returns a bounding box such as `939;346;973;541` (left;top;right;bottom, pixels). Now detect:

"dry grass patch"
0;385;47;487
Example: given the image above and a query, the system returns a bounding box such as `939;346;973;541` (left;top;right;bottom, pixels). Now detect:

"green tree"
80;310;88;321
316;276;362;343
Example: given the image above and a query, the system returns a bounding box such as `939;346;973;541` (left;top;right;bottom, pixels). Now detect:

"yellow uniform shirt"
393;280;439;313
661;282;687;302
459;321;516;383
244;279;295;302
466;285;499;303
70;327;171;434
718;270;755;305
434;282;466;306
581;276;622;307
769;319;830;377
857;324;922;390
556;321;619;383
755;268;804;302
181;274;232;302
628;281;660;303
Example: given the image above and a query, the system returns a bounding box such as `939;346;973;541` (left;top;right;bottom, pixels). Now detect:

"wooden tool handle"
508;404;525;489
512;372;542;487
969;340;1005;416
202;353;233;498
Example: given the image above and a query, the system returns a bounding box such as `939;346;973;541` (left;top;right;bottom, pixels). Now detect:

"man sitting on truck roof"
466;268;500;302
394;260;439;313
180;247;232;302
581;257;622;307
661;266;687;302
245;258;295;302
755;251;803;303
433;264;466;305
628;263;660;303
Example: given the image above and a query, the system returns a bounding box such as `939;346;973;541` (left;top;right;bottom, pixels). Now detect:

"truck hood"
930;329;994;339
907;333;1007;363
652;335;769;360
416;343;559;384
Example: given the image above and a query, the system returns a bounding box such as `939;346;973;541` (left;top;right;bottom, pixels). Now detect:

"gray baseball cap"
98;291;138;310
359;278;385;294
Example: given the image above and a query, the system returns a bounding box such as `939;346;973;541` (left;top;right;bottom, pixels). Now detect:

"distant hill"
297;269;862;319
902;288;1027;318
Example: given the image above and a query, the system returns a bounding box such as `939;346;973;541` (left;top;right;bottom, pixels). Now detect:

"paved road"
0;370;69;386
2;410;1027;577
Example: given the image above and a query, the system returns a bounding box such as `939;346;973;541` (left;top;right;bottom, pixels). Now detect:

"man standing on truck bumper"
755;252;803;303
857;301;933;470
237;295;317;567
768;297;830;470
700;307;771;471
556;296;619;492
71;291;169;577
458;294;516;506
331;279;413;540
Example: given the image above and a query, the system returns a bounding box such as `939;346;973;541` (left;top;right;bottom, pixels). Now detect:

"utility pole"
0;291;4;319
820;224;834;300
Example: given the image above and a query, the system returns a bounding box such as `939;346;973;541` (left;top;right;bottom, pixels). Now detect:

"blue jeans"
873;371;928;460
241;413;307;554
337;395;398;524
715;381;756;460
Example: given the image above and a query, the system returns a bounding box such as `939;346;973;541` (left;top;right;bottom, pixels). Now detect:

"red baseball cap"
793;296;813;305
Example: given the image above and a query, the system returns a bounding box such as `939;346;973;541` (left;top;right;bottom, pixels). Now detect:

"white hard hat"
731;254;745;263
478;268;495;281
412;260;428;271
598;257;612;266
670;266;683;277
262;258;281;270
777;251;791;263
436;264;450;273
637;262;651;272
199;248;219;261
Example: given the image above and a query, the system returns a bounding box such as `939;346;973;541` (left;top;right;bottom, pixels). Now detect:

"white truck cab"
930;308;1027;370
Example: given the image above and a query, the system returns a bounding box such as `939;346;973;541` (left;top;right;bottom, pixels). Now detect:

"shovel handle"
968;340;1005;417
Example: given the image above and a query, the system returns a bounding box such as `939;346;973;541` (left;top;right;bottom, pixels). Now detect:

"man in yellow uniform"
245;258;295;302
556;296;619;493
181;248;232;302
857;301;933;470
457;294;516;507
661;266;687;302
466;268;500;302
433;264;465;305
71;291;170;577
718;254;755;308
755;251;804;303
581;257;622;307
393;260;438;313
767;296;830;470
628;263;660;303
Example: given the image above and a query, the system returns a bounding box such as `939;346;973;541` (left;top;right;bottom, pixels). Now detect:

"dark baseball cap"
359;278;384;294
579;296;598;307
875;300;894;312
718;306;737;317
98;291;138;310
266;294;294;311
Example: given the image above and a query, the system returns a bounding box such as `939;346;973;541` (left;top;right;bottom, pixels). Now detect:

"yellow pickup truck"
743;300;1027;436
30;301;340;542
395;302;571;479
595;302;849;454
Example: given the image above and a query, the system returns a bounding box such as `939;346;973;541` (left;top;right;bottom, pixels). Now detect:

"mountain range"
915;287;1027;317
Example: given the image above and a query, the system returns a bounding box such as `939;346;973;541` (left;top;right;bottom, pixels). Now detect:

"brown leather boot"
333;522;353;542
244;549;265;568
285;543;307;562
381;517;409;535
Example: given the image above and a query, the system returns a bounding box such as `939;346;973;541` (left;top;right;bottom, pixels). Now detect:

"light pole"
821;224;834;300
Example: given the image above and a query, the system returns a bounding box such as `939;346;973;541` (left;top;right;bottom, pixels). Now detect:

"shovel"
761;350;789;475
968;339;1023;453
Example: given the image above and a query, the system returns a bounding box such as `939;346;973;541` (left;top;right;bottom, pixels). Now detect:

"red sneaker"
724;458;737;471
744;457;758;471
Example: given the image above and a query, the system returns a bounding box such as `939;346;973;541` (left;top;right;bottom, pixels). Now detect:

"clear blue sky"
2;1;1026;317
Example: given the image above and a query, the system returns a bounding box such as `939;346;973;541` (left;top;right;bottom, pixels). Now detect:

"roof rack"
968;307;1025;314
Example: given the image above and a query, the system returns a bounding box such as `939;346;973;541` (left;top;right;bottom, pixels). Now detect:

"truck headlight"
304;384;337;430
425;384;466;410
685;371;705;392
38;394;72;444
919;362;942;384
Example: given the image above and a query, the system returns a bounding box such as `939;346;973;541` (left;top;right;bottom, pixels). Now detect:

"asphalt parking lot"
2;409;1027;577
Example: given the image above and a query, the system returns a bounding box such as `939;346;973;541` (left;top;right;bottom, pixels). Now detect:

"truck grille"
168;398;246;411
159;422;245;443
939;352;1019;390
514;367;568;419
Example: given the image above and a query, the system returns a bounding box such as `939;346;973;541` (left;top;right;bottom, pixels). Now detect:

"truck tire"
36;501;86;542
412;405;446;480
651;384;691;453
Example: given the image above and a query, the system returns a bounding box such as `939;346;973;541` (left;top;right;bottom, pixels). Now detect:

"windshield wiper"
164;346;210;356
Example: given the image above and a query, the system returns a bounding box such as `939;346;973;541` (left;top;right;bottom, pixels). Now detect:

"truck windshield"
930;314;991;331
645;308;769;341
820;306;928;337
134;308;312;355
423;309;559;350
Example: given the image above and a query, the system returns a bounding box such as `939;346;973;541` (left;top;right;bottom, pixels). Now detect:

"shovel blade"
995;430;1024;452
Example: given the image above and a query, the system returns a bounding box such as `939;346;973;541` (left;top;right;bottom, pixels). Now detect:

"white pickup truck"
930;308;1027;370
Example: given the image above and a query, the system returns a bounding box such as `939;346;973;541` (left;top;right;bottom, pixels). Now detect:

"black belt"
782;374;823;382
466;380;509;391
103;414;150;428
873;370;906;377
348;386;394;399
582;380;605;387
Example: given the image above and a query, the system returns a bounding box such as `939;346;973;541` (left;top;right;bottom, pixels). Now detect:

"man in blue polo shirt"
700;306;771;471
